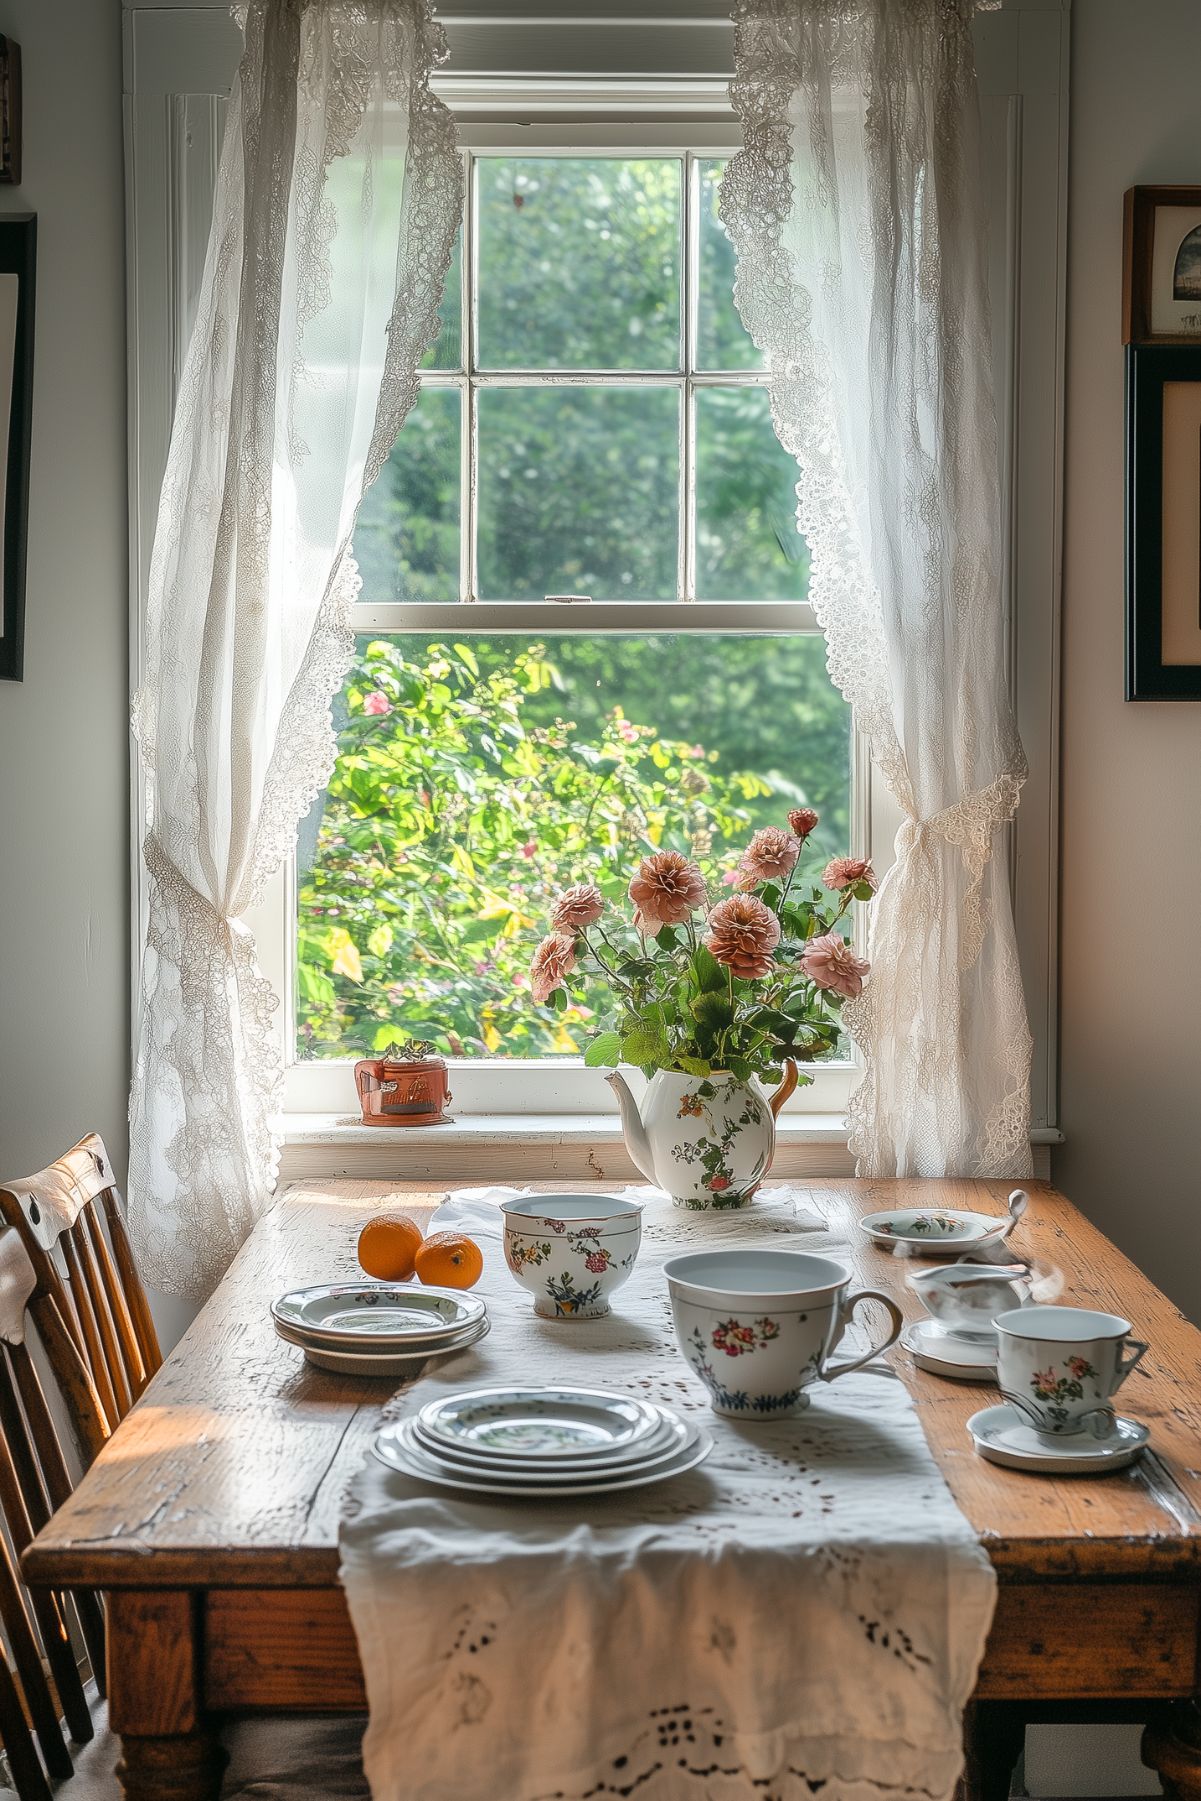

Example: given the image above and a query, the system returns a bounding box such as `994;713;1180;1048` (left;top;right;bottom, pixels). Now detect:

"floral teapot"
606;1062;798;1210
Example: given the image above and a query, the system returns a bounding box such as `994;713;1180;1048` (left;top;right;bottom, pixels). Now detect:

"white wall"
1055;0;1201;1329
0;3;129;1186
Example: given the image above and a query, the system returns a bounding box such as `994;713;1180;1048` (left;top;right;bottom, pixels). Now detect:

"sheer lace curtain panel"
723;0;1033;1181
128;0;462;1298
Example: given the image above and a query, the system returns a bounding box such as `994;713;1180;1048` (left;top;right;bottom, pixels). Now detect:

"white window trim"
125;1;1069;1153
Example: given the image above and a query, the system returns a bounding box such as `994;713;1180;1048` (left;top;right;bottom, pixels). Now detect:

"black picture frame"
1125;342;1201;700
0;212;34;683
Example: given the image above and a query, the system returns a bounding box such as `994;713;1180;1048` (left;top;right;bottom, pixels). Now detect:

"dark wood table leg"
107;1591;227;1801
1145;1699;1201;1800
960;1700;1026;1801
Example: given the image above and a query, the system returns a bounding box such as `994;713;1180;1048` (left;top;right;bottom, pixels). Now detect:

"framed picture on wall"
1125;344;1201;699
1124;186;1201;344
0;212;34;683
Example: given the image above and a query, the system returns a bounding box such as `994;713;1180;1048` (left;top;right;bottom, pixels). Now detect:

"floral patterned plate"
274;1315;491;1377
858;1209;1013;1255
272;1283;485;1348
411;1405;688;1474
374;1417;713;1497
966;1403;1149;1475
417;1385;661;1460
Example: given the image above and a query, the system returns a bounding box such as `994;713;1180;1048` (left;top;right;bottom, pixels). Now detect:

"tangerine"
357;1211;424;1282
414;1231;484;1289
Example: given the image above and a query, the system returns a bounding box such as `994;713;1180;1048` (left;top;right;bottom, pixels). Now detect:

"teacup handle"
1117;1339;1149;1387
820;1289;904;1383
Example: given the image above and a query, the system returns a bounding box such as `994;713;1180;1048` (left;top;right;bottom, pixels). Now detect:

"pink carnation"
550;884;604;935
735;826;800;889
787;807;819;839
530;933;576;1004
800;931;870;999
628;850;707;934
362;690;391;716
704;894;781;980
822;856;878;894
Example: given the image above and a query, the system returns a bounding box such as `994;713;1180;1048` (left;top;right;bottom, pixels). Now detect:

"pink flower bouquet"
526;809;876;1084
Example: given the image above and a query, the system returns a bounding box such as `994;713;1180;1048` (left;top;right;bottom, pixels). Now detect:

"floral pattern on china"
500;1194;642;1320
523;812;876;1209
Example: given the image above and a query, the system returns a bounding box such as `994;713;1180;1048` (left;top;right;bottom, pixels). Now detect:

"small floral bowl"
500;1194;642;1321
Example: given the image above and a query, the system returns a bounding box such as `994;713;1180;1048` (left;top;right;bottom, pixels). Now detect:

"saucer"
859;1209;1013;1255
901;1320;996;1382
966;1402;1149;1475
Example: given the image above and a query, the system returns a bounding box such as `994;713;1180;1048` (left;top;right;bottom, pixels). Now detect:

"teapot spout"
605;1071;656;1185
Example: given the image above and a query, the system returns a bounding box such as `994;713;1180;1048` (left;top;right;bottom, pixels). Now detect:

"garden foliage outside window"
295;154;852;1065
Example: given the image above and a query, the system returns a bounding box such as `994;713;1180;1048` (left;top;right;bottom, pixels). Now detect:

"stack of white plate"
373;1384;713;1497
272;1282;489;1377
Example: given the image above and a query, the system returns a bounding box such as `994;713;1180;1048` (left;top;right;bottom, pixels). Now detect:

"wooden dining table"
21;1176;1201;1801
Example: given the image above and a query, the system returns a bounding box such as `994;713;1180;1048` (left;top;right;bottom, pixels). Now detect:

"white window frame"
125;1;1067;1145
265;123;871;1118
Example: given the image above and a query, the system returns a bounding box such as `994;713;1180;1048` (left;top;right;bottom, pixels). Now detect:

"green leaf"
550;986;568;1012
691;990;734;1033
621;1026;670;1066
655;925;679;950
584;1031;623;1068
675;1054;712;1077
728;1056;754;1082
692;945;725;993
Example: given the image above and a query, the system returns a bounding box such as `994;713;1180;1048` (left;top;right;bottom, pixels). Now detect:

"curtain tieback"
142;831;248;943
895;774;1024;971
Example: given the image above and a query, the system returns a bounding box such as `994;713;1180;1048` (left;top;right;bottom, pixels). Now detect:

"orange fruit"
357;1212;424;1282
414;1231;484;1289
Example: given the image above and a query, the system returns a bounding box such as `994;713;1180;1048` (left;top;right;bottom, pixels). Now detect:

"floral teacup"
501;1194;642;1320
663;1248;903;1419
994;1303;1149;1437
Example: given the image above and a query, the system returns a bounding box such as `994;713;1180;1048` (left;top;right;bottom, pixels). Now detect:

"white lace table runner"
339;1187;996;1801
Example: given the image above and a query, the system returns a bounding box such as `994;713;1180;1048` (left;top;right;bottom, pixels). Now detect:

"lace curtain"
129;0;462;1298
722;0;1032;1179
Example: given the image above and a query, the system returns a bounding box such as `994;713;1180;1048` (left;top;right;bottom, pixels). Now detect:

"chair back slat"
102;1191;161;1382
84;1209;146;1396
68;1220;131;1418
0;1133;163;1428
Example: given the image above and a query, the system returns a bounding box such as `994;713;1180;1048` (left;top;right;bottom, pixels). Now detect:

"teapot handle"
768;1059;799;1119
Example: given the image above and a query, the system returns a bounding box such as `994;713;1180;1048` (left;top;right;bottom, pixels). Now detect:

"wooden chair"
0;1133;162;1449
0;1223;111;1796
0;1142;368;1798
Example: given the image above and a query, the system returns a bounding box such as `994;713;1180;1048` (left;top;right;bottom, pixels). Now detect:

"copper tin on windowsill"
353;1043;453;1127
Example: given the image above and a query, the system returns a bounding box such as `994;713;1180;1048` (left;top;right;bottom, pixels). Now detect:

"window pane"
352;387;460;602
422;225;462;371
695;387;808;600
477;386;679;600
295;634;851;1061
697;158;763;372
476;157;682;371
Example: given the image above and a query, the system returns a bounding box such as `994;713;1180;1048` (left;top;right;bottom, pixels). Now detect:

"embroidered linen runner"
339;1188;996;1801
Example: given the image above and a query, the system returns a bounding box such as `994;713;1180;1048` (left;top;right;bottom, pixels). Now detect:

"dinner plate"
275;1315;491;1377
858;1209;1012;1254
272;1283;485;1348
966;1403;1149;1475
373;1417;713;1497
417;1386;660;1460
411;1405;689;1474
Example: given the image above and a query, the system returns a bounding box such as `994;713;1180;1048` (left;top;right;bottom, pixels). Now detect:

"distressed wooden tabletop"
24;1178;1201;1590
